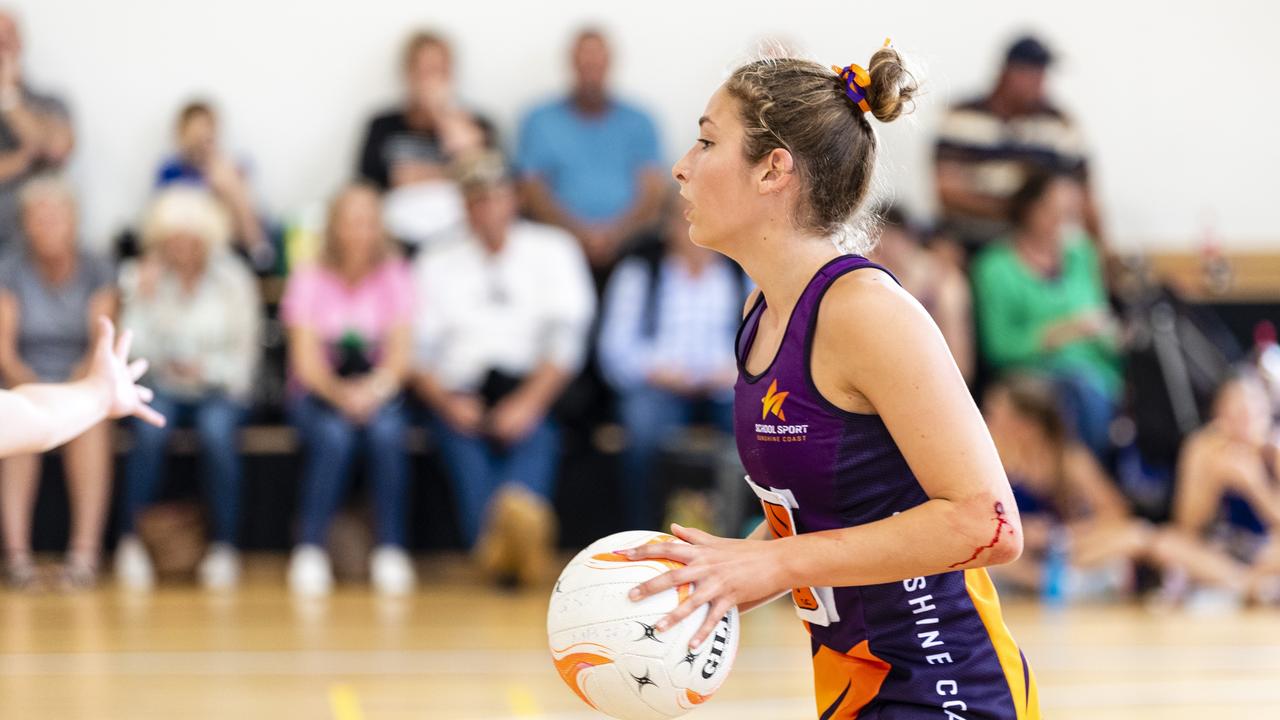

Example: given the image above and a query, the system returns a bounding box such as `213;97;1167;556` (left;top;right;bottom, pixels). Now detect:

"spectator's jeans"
617;386;734;532
122;391;246;545
1053;371;1116;462
288;394;409;548
430;416;560;549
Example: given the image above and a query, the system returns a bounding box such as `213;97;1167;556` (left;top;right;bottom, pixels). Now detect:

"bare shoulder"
813;267;959;412
820;267;938;347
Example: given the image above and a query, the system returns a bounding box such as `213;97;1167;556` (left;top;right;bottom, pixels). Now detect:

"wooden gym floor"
1;554;1278;719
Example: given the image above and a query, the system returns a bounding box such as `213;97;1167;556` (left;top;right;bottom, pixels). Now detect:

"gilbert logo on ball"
547;530;740;719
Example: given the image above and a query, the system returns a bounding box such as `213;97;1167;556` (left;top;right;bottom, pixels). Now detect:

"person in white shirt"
412;151;594;586
114;187;262;591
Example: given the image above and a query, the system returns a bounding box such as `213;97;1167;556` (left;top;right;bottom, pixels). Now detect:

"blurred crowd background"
1;1;1278;616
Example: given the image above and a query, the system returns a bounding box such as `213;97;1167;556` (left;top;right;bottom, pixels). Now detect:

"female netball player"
0;317;163;459
618;44;1041;718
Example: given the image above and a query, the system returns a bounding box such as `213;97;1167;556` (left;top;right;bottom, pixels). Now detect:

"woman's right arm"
0;290;38;386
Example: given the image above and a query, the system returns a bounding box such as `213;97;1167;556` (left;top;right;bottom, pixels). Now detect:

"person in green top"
972;169;1122;460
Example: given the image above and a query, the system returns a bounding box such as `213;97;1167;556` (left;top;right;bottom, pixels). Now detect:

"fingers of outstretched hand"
128;358;148;382
688;598;735;650
134;398;166;428
629;565;696;602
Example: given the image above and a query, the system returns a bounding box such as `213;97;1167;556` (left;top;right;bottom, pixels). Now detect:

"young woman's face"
671;86;764;253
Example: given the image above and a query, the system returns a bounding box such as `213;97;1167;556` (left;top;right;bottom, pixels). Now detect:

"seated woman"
114;186;261;591
984;374;1268;602
281;184;414;597
1170;371;1280;599
0;175;115;590
971;170;1122;460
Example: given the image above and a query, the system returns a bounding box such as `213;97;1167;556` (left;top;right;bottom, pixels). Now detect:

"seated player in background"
985;374;1276;603
1168;371;1280;603
412;151;594;588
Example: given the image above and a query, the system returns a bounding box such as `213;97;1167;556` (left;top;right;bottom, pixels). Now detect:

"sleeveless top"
733;255;1038;719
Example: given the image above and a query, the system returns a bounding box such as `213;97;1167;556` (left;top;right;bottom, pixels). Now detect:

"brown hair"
723;47;918;249
1008;167;1075;227
177;100;215;130
402;30;452;73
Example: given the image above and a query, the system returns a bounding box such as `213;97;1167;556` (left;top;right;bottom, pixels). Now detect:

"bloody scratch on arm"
947;501;1013;569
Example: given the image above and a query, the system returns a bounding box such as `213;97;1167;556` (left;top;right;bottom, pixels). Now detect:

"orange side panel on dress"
812;640;891;719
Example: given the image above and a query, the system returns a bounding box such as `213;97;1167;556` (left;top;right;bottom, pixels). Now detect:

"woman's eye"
697;139;713;150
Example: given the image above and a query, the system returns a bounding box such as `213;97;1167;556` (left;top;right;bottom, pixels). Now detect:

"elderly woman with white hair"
114;186;261;590
0;175;116;590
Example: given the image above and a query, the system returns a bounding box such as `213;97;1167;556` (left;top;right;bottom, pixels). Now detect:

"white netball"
547;530;740;719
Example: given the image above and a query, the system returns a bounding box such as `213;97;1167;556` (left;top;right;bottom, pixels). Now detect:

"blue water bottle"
1041;525;1069;608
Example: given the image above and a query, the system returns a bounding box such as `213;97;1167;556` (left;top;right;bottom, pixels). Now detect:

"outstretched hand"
619;523;786;650
88;317;165;427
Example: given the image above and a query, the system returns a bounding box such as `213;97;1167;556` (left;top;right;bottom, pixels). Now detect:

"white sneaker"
198;543;241;591
287;544;333;597
370;545;416;596
114;535;155;591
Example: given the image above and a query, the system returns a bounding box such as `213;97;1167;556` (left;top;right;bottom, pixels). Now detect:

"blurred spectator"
357;30;494;248
155;101;275;272
972;170;1121;460
598;193;745;530
281;184;414;597
934;35;1104;261
982;375;1262;602
516;27;664;273
113;187;261;591
869;206;975;384
412;152;594;586
0;11;74;248
0;176;114;590
1170;371;1280;600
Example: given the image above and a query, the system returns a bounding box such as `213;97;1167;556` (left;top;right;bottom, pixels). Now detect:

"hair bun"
865;46;918;123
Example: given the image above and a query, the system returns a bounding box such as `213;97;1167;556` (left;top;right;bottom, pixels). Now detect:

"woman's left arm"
624;271;1022;647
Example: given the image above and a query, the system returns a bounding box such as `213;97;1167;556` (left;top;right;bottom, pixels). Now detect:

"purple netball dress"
734;255;1039;719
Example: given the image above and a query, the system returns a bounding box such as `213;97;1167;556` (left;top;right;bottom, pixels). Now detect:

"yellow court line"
329;683;365;720
506;684;541;716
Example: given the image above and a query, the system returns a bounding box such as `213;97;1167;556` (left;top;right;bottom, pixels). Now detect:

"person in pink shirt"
280;184;414;597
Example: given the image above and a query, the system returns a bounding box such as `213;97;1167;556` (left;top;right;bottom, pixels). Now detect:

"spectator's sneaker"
287;544;333;597
370;545;416;596
198;543;241;591
114;535;155;591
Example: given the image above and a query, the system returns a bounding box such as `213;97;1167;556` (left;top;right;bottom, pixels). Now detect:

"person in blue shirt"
155;101;273;271
516;28;666;273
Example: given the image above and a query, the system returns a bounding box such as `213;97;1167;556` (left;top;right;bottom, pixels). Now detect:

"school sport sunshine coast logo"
756;379;809;443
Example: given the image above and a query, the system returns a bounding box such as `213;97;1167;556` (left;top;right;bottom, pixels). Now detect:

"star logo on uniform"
761;378;790;421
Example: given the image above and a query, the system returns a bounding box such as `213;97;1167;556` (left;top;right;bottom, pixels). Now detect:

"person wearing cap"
114;186;262;591
411;151;595;587
934;34;1106;262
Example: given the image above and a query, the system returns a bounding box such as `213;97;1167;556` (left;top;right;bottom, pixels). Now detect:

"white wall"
10;0;1279;251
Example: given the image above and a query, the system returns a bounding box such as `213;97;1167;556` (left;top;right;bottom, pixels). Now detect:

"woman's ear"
757;148;796;195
